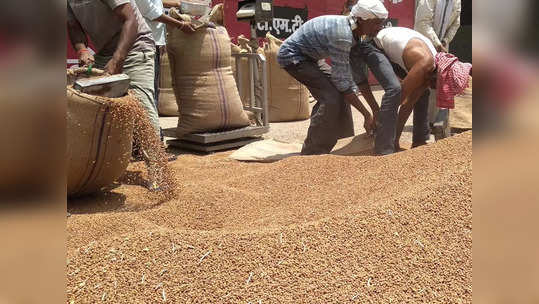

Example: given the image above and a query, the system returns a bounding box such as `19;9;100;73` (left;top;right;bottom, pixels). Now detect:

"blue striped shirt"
277;15;358;93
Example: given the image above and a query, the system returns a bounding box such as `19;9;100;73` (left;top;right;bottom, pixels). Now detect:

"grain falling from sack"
109;91;178;202
67;132;472;303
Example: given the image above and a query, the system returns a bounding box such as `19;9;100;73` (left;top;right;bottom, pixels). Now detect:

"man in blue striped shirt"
277;0;388;155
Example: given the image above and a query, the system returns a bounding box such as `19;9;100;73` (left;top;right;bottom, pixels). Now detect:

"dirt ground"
67;131;472;303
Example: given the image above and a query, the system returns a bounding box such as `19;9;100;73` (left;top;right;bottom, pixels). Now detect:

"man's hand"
78;49;94;67
363;113;375;136
437;40;449;53
179;22;196;34
104;58;123;75
394;139;401;151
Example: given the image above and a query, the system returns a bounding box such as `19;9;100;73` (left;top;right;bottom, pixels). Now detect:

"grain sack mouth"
66;68;137;197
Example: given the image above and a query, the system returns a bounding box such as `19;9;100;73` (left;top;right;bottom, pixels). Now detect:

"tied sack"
167;11;249;137
158;49;179;116
67;68;136;196
265;33;310;122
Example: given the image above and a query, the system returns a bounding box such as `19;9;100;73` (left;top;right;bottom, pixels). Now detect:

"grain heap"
67;132;472;303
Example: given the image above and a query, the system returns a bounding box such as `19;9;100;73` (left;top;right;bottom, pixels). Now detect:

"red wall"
214;0;415;42
68;0;416;70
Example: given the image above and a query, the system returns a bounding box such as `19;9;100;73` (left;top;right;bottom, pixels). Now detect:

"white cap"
350;0;388;20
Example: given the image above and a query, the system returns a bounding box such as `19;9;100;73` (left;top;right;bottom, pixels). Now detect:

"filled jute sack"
67;68;136;196
158;49;179;116
265;33;310;122
167;9;249;137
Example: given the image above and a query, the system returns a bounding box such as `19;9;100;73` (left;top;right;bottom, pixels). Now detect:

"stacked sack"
67;68;136;196
166;8;250;138
230;33;310;122
264;33;310;122
157;49;179;116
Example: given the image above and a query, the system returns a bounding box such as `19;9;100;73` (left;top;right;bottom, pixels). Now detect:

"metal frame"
233;52;269;128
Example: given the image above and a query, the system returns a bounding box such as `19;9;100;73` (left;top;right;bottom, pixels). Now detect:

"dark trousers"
284;60;354;155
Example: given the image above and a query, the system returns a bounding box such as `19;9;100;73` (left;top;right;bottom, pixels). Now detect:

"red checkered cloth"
435;52;472;109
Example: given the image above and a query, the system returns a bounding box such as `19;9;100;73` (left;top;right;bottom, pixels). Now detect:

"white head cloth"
350;0;388;20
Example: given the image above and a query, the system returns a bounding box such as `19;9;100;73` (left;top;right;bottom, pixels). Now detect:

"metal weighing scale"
165;0;274;153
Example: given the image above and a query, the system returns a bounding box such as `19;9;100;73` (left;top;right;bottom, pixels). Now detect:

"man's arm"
414;0;443;50
443;0;461;47
394;54;433;146
105;3;139;74
67;6;94;66
330;41;374;133
154;14;195;33
136;0;195;33
162;0;181;8
357;82;380;115
395;82;429;148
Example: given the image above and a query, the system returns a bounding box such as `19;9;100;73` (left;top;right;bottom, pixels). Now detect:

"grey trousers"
284;60;354;155
95;50;160;136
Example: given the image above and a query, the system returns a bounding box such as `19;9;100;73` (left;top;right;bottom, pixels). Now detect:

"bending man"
373;27;471;149
277;0;388;155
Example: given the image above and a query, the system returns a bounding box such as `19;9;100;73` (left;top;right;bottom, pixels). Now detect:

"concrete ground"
160;87;430;152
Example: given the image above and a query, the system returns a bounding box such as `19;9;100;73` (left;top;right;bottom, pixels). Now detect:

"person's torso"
134;0;166;46
277;15;355;66
375;27;437;71
68;0;155;56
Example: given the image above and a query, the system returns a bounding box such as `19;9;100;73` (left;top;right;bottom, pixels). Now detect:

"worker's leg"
412;89;430;147
359;42;401;155
432;108;450;139
94;51;160;137
284;61;352;155
317;60;354;140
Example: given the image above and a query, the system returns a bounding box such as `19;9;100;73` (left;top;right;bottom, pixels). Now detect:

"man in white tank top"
373;27;470;150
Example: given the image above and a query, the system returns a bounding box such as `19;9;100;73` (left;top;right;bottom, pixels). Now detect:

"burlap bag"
167;10;249;137
158;49;179;116
67;68;136;196
265;33;310;122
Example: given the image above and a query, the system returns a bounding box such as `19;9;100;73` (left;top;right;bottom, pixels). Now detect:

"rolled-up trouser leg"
285;61;354;155
358;42;401;155
94;51;160;137
412;89;431;145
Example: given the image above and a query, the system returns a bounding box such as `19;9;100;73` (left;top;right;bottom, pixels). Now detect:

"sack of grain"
158;49;179;116
67;68;136;196
167;10;249;137
265;33;310;122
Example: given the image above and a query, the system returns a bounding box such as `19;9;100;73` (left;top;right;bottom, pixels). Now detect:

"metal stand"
165;47;269;153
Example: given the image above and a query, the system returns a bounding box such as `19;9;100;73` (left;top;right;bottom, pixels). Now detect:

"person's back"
375;27;437;72
277;15;355;67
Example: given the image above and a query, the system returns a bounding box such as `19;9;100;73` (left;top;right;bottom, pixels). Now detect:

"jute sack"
158;49;179;116
265;33;310;122
67;68;136;196
167;10;249;137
